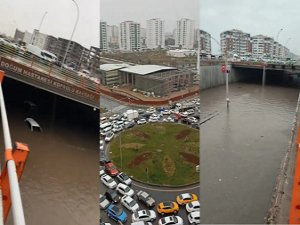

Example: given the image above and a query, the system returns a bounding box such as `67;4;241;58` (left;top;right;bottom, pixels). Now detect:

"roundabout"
109;123;200;186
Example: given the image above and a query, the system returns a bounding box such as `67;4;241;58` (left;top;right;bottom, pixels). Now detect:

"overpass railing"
0;43;101;95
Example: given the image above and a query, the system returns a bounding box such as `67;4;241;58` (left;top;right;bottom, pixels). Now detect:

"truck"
122;109;139;121
26;44;58;63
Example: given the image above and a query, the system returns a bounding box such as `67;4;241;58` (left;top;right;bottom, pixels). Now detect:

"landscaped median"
109;123;200;186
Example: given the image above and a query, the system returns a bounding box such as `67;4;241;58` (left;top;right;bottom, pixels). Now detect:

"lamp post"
211;35;230;107
61;0;80;67
31;11;47;44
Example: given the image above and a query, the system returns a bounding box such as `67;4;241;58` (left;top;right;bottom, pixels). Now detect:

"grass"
109;123;199;186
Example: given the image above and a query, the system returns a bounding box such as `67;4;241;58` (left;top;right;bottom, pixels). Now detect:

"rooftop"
119;65;177;75
100;63;130;71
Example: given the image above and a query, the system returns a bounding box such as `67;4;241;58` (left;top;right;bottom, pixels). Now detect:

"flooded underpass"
1;78;99;225
200;72;299;223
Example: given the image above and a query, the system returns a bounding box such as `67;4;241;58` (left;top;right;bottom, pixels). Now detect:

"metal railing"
0;44;101;94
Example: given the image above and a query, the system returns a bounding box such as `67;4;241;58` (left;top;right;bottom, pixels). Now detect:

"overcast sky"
201;0;300;55
0;0;100;49
1;0;299;55
100;0;200;32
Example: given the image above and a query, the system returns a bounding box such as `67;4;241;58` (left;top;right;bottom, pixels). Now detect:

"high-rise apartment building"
119;21;141;51
107;25;119;48
198;29;211;55
146;18;165;49
175;18;195;49
220;29;251;56
100;21;108;51
251;35;274;58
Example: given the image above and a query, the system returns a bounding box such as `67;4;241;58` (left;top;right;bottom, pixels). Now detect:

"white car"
186;201;200;213
99;194;110;209
132;210;156;222
148;117;158;123
121;195;139;212
112;125;122;133
161;110;170;115
188;211;200;224
137;118;147;125
100;174;117;189
105;132;114;142
99;169;105;177
158;216;183;225
109;114;120;121
117;172;132;186
187;117;198;123
180;112;189;118
116;183;134;197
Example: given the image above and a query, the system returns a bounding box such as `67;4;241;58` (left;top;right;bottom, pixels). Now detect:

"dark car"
124;121;135;129
191;123;199;129
181;118;191;125
99;150;107;166
136;190;156;207
105;189;120;203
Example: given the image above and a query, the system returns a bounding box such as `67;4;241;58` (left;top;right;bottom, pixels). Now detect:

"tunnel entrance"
234;67;300;88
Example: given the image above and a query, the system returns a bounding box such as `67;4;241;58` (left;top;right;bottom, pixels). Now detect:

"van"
24;118;42;132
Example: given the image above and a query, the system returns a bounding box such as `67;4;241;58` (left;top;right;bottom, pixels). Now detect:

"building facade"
107;25;119;49
146;18;165;49
100;21;108;51
119;21;141;51
175;18;195;49
220;29;251;56
199;30;211;55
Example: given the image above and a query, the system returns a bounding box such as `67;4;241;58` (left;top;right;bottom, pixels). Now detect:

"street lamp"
31;11;47;44
211;35;230;107
61;0;80;67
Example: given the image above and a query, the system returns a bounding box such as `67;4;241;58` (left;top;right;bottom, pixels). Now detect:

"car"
124;121;135;129
99;194;110;209
23;100;38;113
136;190;156;207
117;172;132;186
137;109;145;114
105;161;119;177
105;131;114;142
185;201;200;212
105;189;120;203
106;204;127;223
131;222;152;225
186;109;195;115
121;195;139;212
100;140;105;151
191;123;199;129
176;193;198;205
166;116;175;122
112;125;122;133
116;183;134;197
188;211;200;224
109;114;120;121
132;210;156;222
99;169;105;177
161;109;170;115
180;111;189;118
148;117;158;123
137;118;147;125
24;118;42;132
100;174;117;189
156;201;179;215
187;117;198;124
99;150;107;165
158;216;183;225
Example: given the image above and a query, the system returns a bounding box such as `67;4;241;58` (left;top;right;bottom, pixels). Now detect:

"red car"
105;161;119;176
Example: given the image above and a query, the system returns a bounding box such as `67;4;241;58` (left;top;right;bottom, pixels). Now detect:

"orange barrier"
289;126;300;224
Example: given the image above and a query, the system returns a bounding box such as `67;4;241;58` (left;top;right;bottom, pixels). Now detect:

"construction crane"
0;70;29;225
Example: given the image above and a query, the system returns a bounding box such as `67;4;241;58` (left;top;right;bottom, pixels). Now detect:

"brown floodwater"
1;78;99;225
201;83;299;223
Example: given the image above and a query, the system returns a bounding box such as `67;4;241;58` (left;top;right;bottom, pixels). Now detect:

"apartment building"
119;21;141;51
100;21;108;51
251;35;275;58
107;25;119;48
199;29;211;55
220;29;251;56
175;18;195;49
146;18;165;49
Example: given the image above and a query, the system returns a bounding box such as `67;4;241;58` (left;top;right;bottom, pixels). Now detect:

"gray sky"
201;0;300;55
0;0;100;49
100;0;200;32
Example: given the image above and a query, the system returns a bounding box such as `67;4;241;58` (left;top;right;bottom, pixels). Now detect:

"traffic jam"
99;98;200;225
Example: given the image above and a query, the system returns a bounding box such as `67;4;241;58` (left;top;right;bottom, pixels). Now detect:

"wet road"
200;83;299;223
2;78;99;225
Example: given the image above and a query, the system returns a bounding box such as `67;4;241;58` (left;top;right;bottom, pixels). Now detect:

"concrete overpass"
0;46;100;108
